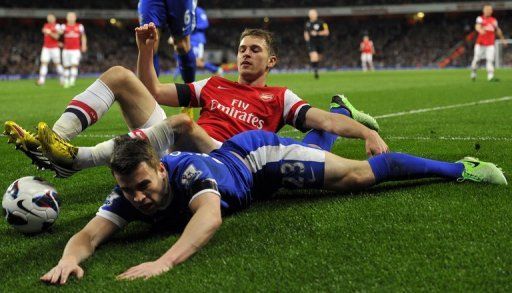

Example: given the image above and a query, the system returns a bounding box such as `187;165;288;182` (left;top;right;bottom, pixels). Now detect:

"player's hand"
310;31;317;36
117;260;170;281
43;28;51;34
364;130;389;157
135;22;158;53
40;258;84;285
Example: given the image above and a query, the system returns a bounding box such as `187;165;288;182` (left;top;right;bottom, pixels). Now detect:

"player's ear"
158;162;166;178
267;55;277;69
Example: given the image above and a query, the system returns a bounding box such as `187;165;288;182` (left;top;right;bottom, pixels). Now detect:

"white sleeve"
283;89;309;126
476;16;483;24
79;24;85;33
190;77;211;106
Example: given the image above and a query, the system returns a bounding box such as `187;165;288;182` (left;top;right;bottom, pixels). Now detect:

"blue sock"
204;62;219;73
153;53;160;77
178;50;196;83
301;106;351;151
368;153;464;184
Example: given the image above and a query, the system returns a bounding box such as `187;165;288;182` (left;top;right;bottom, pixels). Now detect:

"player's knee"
346;165;374;188
174;113;194;131
175;39;191;55
102;66;135;88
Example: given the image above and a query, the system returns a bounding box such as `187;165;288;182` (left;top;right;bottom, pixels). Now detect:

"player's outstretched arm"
304;107;389;156
41;216;119;285
136;23;180;107
117;193;222;281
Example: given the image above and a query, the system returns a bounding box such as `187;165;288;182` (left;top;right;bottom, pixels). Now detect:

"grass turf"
0;68;511;291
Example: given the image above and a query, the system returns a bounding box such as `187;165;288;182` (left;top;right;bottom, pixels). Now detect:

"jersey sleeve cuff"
188;189;221;206
96;209;128;228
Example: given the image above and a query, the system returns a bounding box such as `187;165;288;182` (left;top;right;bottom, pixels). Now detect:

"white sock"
53;79;116;140
75;139;115;169
70;67;78;85
39;64;48;82
75;119;174;169
129;119;175;158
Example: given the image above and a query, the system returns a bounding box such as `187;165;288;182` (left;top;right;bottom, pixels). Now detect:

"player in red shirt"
470;5;506;81
61;12;87;88
360;35;375;72
37;14;64;86
5;26;387;178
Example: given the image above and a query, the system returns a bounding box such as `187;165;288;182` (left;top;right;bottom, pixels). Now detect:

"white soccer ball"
2;176;61;234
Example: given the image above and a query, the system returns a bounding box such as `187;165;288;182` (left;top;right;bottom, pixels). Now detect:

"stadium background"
0;1;512;291
1;0;511;77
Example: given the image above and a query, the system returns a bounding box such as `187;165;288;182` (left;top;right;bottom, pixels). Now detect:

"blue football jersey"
97;151;252;228
97;131;326;228
190;6;208;46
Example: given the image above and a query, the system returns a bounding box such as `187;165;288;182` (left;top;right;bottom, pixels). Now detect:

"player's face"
114;161;169;215
364;36;369;41
483;6;493;16
47;14;56;23
309;10;318;21
67;12;77;24
237;36;277;82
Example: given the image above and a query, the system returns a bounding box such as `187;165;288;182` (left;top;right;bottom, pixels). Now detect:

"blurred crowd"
0;13;510;76
1;0;485;9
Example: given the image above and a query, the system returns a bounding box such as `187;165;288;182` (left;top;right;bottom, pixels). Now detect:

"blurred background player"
137;0;196;82
304;9;329;79
61;12;87;88
37;14;64;86
470;4;506;81
172;6;222;79
360;35;375;72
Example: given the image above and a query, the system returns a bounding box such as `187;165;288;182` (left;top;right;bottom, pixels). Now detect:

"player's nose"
133;191;146;202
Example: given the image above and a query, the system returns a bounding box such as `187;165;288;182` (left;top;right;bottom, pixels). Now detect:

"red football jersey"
63;23;84;50
186;76;310;142
476;16;498;46
360;40;374;54
42;23;60;48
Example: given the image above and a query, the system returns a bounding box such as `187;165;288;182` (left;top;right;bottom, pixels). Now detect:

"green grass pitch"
0;69;511;291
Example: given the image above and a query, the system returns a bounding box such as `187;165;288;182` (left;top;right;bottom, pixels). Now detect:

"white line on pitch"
374;96;512;119
279;96;512;135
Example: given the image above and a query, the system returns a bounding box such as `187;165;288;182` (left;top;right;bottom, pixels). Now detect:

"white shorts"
62;49;81;67
40;47;61;64
361;53;373;63
473;44;495;62
192;43;204;59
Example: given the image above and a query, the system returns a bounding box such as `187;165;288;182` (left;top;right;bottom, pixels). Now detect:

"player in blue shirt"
138;0;196;82
173;6;222;80
40;115;506;284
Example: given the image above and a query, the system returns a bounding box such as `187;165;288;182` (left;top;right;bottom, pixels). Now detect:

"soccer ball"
2;176;61;234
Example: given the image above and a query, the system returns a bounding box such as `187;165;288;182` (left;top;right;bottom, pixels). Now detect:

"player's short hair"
240;28;278;58
110;136;160;176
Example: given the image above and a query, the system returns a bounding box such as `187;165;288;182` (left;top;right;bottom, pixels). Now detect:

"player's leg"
69;51;81;87
470;45;483;80
51;48;64;83
36;113;218;178
62;50;71;88
138;0;167;76
309;51;319;79
5;66;166;174
368;54;375;71
38;48;50;85
361;54;367;72
324;152;507;190
485;45;496;81
301;94;380;151
168;0;196;83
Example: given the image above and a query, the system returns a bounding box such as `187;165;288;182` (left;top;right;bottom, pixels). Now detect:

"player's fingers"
76;267;84;279
50;267;62;284
60;268;71;284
